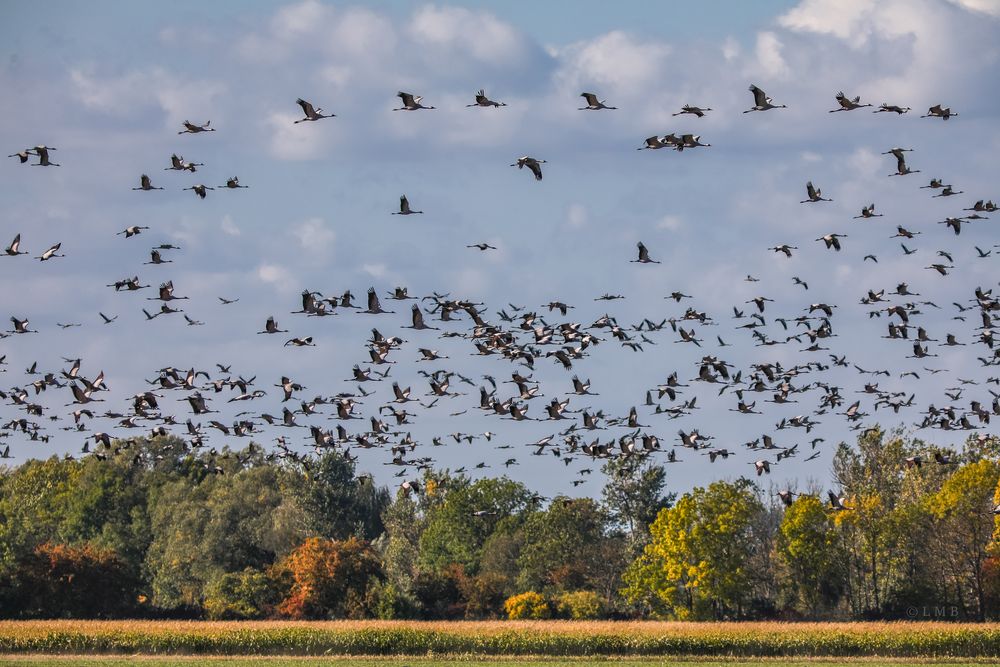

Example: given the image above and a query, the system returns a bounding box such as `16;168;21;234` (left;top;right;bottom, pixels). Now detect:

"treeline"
2;428;1000;620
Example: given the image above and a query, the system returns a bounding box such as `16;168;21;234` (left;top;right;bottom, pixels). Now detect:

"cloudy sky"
1;0;999;497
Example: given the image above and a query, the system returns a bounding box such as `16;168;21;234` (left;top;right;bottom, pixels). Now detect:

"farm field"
4;660;1000;667
3;621;1000;660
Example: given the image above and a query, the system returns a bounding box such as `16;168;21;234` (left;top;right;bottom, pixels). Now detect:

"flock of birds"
3;83;999;511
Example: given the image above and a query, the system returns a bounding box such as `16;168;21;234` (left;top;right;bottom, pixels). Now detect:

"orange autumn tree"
272;536;382;619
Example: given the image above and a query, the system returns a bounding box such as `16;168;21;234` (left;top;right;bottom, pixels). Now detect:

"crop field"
3;658;1000;667
2;621;1000;660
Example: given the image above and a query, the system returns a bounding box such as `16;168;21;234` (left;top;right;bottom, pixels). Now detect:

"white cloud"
722;36;741;61
848;147;882;177
566;203;587;228
220;214;241;237
657;215;682;231
271;0;333;41
265;112;336;160
256;263;296;293
408;5;524;64
552;31;672;98
948;0;1000;17
362;263;387;279
69;66;226;130
778;0;877;42
754;32;789;79
292;217;335;255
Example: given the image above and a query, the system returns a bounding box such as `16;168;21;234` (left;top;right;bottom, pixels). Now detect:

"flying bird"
467;89;506;108
801;181;832;203
183;184;214;199
829;91;872;112
744;84;786;112
179;120;215;134
294;98;335;123
631;242;660;264
921;104;957;120
579;92;616;110
392;195;423;215
511;156;546;181
132;175;163;191
672;105;712;117
393;92;435;111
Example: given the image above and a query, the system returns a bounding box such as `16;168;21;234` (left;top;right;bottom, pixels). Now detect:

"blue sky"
1;0;1000;498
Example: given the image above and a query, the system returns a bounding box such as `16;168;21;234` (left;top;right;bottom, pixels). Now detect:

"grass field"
3;621;1000;659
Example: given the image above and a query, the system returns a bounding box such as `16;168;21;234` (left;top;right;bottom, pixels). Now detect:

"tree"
418;475;535;575
926;459;1000;619
203;567;279;619
622;479;767;619
272;536;382;619
304;451;390;541
775;494;845;616
16;542;139;618
373;493;424;618
144;462;311;609
601;455;673;554
831;427;945;617
517;497;612;594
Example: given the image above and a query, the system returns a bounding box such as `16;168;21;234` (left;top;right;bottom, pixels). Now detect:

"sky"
1;0;1000;498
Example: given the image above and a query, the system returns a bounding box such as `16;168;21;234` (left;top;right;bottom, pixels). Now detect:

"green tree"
831;427;946;617
622;479;767;619
926;459;1000;619
601;455;674;554
144;461;311;609
418;475;534;574
775;494;845;616
517;497;612;595
203;567;279;619
304;451;390;540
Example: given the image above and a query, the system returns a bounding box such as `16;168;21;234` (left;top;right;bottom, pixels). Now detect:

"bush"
203;567;278;620
504;591;551;619
555;590;604;619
